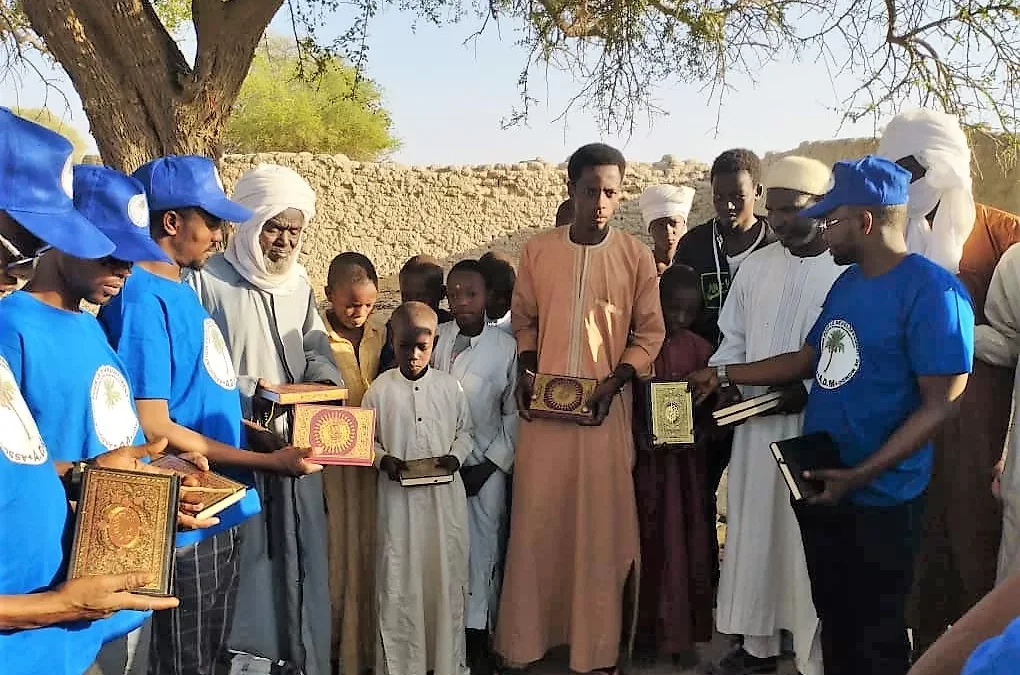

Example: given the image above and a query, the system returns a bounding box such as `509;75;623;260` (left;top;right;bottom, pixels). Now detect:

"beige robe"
495;227;665;672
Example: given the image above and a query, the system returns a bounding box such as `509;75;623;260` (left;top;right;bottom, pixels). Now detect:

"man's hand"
92;437;171;472
55;573;180;620
993;459;1005;502
579;375;626;427
515;371;536;422
378;455;407;482
436;455;461;473
460;460;497;497
763;382;808;416
803;467;865;506
271;446;323;476
690;368;721;405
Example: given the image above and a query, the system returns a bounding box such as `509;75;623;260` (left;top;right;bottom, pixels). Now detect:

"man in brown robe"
495;143;665;674
878;109;1020;656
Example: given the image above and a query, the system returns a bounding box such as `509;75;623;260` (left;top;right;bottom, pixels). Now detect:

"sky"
0;5;889;165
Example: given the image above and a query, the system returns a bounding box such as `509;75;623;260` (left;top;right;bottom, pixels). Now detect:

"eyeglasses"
818;216;851;233
0;231;51;278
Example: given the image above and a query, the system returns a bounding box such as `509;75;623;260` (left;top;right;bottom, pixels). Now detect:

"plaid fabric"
150;529;242;675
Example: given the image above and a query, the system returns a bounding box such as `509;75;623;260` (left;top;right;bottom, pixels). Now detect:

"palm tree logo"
823;328;846;373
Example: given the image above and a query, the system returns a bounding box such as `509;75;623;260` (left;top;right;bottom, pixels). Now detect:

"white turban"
877;109;975;274
765;156;833;196
225;164;317;295
639;184;695;228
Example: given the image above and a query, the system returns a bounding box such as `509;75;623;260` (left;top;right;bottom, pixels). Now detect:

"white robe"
709;242;843;675
973;243;1020;583
431;323;518;630
362;367;474;675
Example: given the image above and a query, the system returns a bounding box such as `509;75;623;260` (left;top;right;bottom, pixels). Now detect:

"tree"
2;0;1019;172
10;106;89;160
225;38;398;160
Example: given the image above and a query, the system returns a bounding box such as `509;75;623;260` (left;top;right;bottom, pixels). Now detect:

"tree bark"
22;0;283;172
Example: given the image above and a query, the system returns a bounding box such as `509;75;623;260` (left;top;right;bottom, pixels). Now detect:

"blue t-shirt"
99;266;260;545
963;616;1020;675
803;254;974;506
0;291;146;462
0;355;146;675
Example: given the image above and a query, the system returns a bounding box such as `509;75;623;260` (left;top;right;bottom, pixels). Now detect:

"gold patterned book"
292;404;376;466
150;454;248;520
256;382;349;405
529;373;598;421
399;457;455;487
647;380;695;447
67;467;179;596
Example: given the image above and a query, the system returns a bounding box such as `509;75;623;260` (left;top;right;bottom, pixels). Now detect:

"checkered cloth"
150;530;242;675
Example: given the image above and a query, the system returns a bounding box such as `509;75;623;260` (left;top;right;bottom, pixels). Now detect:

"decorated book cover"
256;382;349;406
292;404;376;466
648;380;695;447
529;373;598;421
150;454;248;520
68;467;179;596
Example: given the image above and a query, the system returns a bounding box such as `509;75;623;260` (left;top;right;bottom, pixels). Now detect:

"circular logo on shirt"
61;155;74;199
0;357;47;465
127;193;149;228
91;365;141;450
815;319;860;390
202;318;237;390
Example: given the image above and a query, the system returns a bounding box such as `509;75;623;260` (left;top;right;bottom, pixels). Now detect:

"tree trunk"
22;0;283;172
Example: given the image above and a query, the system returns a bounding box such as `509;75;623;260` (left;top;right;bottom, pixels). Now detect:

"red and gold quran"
256;382;349;406
67;467;179;596
528;373;598;421
292;404;376;466
151;454;248;520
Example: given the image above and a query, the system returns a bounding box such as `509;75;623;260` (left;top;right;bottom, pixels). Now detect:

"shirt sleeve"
511;239;539;354
114;295;173;401
361;383;387;467
620;247;666;376
483;346;518;473
908;276;975;376
976;243;1020;367
805;276;843;350
450;381;476;464
301;292;343;386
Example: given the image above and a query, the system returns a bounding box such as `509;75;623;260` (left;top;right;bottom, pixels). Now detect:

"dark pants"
149;530;242;675
706;429;732;589
793;494;925;675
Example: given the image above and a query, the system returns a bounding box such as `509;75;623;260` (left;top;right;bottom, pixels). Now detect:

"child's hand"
436;455;461;473
378;455;407;482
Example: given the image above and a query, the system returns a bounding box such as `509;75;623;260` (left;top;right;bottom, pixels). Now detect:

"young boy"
362;301;474;675
380;255;453;372
632;264;715;666
322;251;386;675
639;184;695;276
431;260;518;675
478;251;515;335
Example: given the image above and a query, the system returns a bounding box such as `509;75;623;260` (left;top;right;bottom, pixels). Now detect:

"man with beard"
99;156;317;675
702;157;840;675
186;163;339;675
877;109;1020;657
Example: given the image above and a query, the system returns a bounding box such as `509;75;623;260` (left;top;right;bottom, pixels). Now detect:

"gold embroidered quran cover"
68;467;179;596
529;373;598;421
648;380;695;447
292;404;376;466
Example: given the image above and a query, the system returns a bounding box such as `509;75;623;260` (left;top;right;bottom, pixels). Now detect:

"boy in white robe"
432;260;518;675
363;301;474;675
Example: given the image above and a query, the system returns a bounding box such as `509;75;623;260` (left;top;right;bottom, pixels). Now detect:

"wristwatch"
716;365;730;387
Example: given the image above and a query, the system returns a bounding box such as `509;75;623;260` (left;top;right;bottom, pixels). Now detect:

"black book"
769;432;844;502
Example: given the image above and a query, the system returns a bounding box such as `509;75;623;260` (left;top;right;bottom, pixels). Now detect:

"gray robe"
187;253;340;675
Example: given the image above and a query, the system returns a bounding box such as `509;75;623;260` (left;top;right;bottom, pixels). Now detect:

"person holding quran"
691;155;974;675
701;156;841;675
97;156;316;675
494;143;665;675
0;107;179;675
877;109;1020;658
186;163;339;675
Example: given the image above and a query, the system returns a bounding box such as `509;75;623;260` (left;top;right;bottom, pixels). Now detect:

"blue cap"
801;155;911;219
132;155;253;223
72;165;172;264
0;107;114;259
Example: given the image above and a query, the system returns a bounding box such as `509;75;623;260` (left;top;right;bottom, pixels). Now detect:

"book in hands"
67;467;179;596
256;381;349;405
712;391;784;426
150;454;248;520
528;373;598;422
769;432;844;502
647;380;695;448
292;404;376;466
399;457;455;487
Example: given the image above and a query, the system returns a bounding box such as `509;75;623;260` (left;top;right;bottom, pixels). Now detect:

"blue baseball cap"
73;165;172;264
0;107;114;259
132;155;253;223
801;155;911;219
